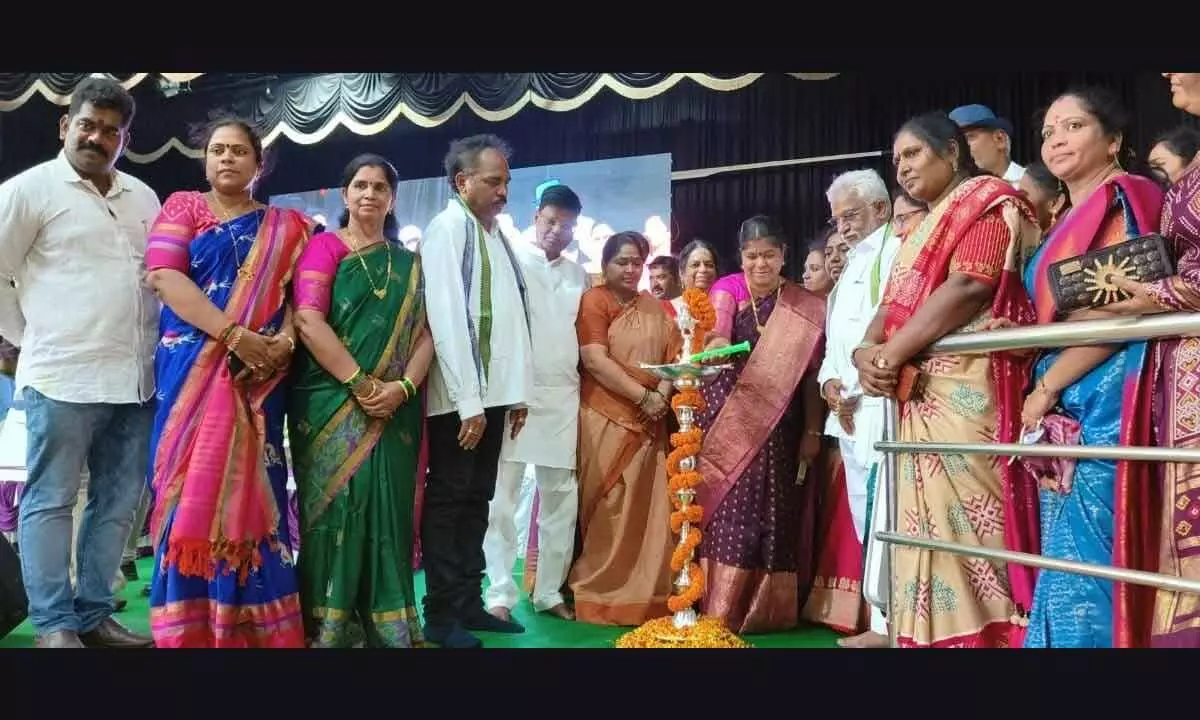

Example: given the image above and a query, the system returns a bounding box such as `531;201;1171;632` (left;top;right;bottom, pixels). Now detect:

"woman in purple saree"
1092;73;1200;647
695;216;826;634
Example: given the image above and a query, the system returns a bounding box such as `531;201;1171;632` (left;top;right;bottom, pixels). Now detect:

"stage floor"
0;556;842;649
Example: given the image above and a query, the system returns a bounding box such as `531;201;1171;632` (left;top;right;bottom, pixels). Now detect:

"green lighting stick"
687;340;751;364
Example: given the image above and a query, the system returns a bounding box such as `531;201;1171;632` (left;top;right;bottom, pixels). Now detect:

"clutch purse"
1047;233;1173;314
895;364;926;403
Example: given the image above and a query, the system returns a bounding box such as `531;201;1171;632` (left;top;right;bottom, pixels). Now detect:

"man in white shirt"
816;169;898;649
0;77;160;649
420;134;535;649
482;184;588;624
949;104;1026;187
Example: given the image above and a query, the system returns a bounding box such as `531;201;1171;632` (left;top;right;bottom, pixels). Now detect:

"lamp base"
614;614;751;648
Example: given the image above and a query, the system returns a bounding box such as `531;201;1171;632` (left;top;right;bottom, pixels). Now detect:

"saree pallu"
696;279;826;634
145;193;311;648
879;175;1042;648
1148;163;1200;647
1022;175;1164;649
289;235;425;648
568;289;681;625
801;441;868;634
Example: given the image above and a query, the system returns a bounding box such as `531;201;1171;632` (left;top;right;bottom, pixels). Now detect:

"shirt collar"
852;222;889;254
53;150;127;196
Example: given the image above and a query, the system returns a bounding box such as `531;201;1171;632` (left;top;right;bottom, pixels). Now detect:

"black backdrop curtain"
1;72;1190;280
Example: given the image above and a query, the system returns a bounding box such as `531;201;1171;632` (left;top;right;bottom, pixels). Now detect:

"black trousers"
420;406;509;627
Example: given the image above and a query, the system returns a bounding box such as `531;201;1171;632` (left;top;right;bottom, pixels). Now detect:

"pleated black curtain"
1;72;1189;280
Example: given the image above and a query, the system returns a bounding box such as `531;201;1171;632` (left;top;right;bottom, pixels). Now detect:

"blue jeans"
0;374;14;422
17;387;154;635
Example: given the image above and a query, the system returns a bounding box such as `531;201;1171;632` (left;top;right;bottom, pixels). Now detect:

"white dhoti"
862;459;890;629
483;383;579;613
484;461;577;612
840;434;887;636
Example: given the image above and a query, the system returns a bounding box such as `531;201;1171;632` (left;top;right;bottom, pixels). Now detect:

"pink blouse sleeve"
293;231;348;315
145;192;200;272
708;274;746;340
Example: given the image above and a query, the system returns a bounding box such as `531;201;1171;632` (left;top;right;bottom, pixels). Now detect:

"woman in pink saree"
697;216;826;634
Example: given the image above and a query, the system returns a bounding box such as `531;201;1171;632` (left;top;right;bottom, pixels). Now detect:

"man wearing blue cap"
948;104;1025;187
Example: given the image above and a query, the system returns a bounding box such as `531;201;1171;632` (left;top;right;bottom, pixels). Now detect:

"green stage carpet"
1;556;841;648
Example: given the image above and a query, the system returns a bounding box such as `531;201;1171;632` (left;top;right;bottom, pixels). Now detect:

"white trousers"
838;437;887;635
484;461;577;612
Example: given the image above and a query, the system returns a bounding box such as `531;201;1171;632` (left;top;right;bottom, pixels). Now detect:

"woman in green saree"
289;154;433;647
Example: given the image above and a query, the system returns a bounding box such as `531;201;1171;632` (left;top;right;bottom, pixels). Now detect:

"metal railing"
873;311;1200;648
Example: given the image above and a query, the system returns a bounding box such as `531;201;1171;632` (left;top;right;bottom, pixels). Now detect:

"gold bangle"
342;368;363;386
227;326;246;351
219;322;237;344
280;333;296;352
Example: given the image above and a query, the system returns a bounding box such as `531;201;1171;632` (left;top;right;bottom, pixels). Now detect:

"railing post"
883;397;900;649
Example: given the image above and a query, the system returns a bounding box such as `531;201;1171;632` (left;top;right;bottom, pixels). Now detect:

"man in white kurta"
483;185;588;622
420;134;534;649
817;169;899;648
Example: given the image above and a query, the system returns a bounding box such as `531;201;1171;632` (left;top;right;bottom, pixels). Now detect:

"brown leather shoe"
35;630;85;648
79;617;154;648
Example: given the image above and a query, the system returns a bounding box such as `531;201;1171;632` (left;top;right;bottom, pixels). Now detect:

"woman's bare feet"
836;631;889;648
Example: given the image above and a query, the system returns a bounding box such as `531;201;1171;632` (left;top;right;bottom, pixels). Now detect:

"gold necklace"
746;275;783;334
208;191;258;280
344;227;390;300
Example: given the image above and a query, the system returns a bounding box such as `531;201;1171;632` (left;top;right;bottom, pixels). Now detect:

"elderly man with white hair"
815;168;899;648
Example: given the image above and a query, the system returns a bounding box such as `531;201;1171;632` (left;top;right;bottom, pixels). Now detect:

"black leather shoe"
423;621;482;649
120;560;139;582
462;608;525;634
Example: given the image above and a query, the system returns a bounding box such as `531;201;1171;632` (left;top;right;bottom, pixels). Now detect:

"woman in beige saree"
568;231;683;625
855;112;1041;648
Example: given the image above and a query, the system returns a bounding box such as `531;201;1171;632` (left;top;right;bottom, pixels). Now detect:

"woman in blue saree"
1016;88;1163;648
144;117;313;648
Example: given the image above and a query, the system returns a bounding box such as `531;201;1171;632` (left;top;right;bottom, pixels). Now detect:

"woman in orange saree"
568;231;682;625
522;240;716;596
854;112;1041;648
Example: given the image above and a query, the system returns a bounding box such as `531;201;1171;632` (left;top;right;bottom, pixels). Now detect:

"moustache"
78;143;108;158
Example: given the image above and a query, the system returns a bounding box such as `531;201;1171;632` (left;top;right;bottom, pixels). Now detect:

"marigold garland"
664;290;715;619
616;287;750;648
680;287;716;356
613;615;751;649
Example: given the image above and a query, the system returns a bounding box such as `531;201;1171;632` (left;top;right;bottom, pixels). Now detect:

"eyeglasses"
826;207;867;228
895;210;926;226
